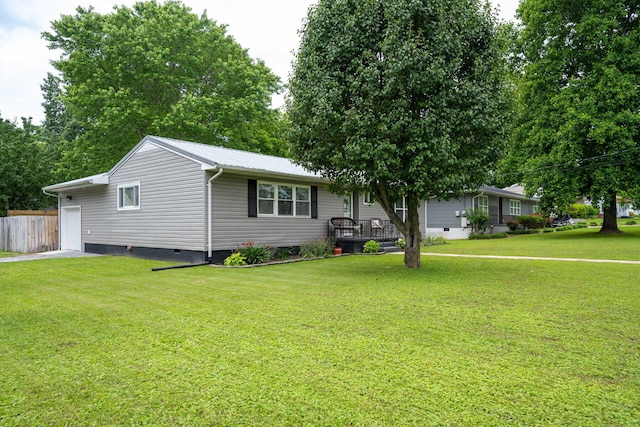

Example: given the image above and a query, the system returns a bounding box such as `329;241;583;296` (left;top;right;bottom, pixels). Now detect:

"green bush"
507;229;540;235
363;240;381;253
568;203;600;219
238;242;273;264
517;215;545;229
423;233;448;246
469;232;508;240
466;208;490;235
300;238;334;258
223;252;247;266
543;228;555;233
556;224;582;232
275;247;295;260
506;219;520;231
396;237;406;249
625;220;637;225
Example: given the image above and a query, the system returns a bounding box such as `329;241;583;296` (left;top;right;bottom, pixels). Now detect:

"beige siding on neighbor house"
60;144;207;251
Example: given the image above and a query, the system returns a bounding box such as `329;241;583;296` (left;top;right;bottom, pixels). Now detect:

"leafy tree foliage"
288;0;511;267
504;0;640;233
43;0;284;180
0;116;56;216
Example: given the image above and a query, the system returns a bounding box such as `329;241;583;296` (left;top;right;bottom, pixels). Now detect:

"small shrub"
507;229;540;235
506;219;520;231
630;211;636;218
275;247;295;260
568;203;600;219
396;237;406;249
589;221;598;226
300;238;334;258
466;208;490;234
543;228;555;233
469;232;508;240
224;252;247;266
363;240;381;253
517;215;545;229
423;233;448;246
556;224;580;232
238;242;272;264
625;220;637;225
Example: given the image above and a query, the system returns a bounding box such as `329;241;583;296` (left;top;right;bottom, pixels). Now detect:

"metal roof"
42;173;109;192
478;185;539;200
145;136;320;179
42;136;323;192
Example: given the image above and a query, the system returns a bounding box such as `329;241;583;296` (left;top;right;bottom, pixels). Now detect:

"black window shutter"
248;179;257;217
311;186;318;219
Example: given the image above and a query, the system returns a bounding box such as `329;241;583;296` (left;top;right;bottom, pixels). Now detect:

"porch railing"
328;219;401;240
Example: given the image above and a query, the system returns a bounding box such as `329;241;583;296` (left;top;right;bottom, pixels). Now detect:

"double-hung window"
258;182;310;217
118;182;140;210
474;195;488;214
395;197;408;221
509;200;521;216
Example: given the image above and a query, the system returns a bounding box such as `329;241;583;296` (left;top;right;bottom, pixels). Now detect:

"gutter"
207;168;224;261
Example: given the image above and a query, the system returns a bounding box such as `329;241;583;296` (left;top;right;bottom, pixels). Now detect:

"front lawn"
1;254;638;425
423;225;640;260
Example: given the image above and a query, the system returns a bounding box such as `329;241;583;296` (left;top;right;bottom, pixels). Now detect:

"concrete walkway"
418;252;640;265
0;250;102;263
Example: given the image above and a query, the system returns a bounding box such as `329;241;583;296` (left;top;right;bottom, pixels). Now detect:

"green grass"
1;253;639;426
424;225;640;260
0;251;19;258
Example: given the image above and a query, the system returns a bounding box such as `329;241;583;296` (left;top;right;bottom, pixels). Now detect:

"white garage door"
60;206;82;251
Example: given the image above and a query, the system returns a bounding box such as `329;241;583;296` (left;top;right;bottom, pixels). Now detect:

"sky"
0;0;520;125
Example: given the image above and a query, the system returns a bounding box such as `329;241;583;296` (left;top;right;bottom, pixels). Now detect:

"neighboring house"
584;198;637;218
364;185;539;240
43;136;540;261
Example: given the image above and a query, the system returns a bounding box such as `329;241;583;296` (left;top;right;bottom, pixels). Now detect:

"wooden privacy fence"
0;216;58;253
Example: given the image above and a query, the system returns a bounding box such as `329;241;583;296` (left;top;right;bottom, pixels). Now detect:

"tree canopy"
503;0;640;233
0;115;55;216
43;0;285;180
288;0;511;268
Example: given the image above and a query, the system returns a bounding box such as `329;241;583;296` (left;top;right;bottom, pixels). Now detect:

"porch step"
379;240;403;253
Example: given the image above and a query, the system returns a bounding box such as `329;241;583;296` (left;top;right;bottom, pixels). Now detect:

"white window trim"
394;196;408;222
257;181;311;218
117;182;141;211
363;192;375;206
509;199;522;216
474;195;489;214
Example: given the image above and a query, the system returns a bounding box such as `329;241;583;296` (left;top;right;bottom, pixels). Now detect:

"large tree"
287;0;511;268
43;0;284;180
0;116;55;216
505;0;640;233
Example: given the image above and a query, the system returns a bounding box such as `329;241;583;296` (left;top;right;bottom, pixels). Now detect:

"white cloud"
0;0;518;125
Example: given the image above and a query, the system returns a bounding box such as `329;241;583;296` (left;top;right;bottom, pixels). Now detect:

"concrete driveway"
0;250;102;263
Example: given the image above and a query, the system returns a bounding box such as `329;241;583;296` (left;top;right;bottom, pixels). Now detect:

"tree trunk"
600;192;622;234
403;204;422;268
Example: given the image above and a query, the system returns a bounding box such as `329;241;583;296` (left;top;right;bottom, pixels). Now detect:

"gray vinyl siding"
356;193;427;231
62;145;206;251
426;197;468;229
209;172;343;250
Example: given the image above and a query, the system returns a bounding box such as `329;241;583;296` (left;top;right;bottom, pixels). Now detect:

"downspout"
42;189;61;250
207;168;224;261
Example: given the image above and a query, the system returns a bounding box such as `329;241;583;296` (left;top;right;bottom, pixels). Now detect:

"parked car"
552;214;575;227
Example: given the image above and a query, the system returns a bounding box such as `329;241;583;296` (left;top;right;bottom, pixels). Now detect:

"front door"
343;194;352;217
60;206;82;251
